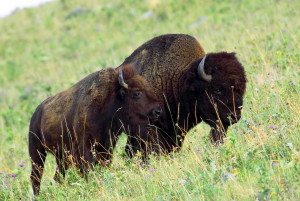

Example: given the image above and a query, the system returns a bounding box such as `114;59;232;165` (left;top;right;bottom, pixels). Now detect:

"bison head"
117;64;162;157
117;64;162;126
183;52;247;144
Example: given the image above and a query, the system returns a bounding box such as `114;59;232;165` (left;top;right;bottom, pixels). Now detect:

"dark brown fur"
119;34;247;155
29;64;161;195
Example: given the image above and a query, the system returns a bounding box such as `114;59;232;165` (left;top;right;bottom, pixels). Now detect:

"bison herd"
29;34;247;195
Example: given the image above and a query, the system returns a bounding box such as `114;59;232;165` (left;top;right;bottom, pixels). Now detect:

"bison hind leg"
29;145;47;196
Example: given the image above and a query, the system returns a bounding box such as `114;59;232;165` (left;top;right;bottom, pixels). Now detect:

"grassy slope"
0;0;299;200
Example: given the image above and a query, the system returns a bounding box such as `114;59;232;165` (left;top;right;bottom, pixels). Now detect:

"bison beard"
119;34;247;156
28;63;161;195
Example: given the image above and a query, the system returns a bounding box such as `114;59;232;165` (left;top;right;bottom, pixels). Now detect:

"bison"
29;63;161;195
119;34;247;156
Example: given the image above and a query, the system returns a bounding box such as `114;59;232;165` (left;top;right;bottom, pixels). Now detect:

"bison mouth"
128;113;157;125
221;113;241;125
148;116;159;123
128;108;162;125
202;114;233;129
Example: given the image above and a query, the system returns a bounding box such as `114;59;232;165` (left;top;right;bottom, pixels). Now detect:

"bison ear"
118;88;127;99
189;81;209;93
133;61;142;75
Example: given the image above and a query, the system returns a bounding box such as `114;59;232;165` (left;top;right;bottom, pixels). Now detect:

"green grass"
0;0;299;200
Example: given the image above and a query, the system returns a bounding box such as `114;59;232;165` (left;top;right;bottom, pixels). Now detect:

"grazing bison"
29;63;161;195
119;34;247;156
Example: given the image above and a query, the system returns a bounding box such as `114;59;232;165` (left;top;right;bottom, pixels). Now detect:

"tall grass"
0;0;299;200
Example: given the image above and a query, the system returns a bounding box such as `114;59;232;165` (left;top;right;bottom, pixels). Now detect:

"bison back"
120;34;205;103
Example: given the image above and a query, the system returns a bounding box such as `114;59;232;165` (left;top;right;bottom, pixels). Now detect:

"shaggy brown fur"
121;34;205;104
29;64;161;195
119;34;247;156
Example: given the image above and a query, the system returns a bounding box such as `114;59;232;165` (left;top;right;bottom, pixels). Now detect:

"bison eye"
133;91;143;99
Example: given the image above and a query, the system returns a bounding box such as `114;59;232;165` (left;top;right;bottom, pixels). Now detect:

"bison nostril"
228;113;241;123
153;108;162;118
234;113;241;120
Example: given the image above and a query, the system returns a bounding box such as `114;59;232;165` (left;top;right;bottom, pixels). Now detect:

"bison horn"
197;55;212;82
118;69;128;89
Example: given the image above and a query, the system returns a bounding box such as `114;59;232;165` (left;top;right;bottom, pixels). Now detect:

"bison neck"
176;65;207;133
149;66;207;152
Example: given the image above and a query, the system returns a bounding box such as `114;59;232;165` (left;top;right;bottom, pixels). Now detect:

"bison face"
117;66;162;126
187;52;246;143
119;88;162;124
203;79;244;126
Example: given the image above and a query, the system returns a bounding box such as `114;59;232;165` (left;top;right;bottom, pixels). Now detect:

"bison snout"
227;113;241;124
151;107;162;119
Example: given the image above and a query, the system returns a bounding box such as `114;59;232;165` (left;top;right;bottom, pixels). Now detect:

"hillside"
0;0;299;200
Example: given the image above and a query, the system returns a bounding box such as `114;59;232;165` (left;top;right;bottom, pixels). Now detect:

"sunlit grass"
0;0;299;200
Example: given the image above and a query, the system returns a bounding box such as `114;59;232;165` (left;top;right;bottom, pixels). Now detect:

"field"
0;0;299;200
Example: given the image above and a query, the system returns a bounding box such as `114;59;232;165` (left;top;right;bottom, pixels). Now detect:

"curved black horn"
118;68;128;89
197;55;212;82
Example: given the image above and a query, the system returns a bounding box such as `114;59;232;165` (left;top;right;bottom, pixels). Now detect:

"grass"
0;0;299;200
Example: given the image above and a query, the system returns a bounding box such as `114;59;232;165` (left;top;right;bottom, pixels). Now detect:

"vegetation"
0;0;299;200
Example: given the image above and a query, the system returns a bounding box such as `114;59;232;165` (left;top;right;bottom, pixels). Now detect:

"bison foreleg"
209;124;228;145
125;136;137;158
76;147;94;181
53;156;68;184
